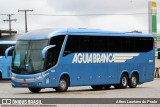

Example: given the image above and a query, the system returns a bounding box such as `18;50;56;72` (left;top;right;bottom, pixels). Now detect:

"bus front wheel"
114;74;128;89
28;88;41;93
55;76;69;92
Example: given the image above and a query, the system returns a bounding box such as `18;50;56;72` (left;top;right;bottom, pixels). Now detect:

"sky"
0;0;159;34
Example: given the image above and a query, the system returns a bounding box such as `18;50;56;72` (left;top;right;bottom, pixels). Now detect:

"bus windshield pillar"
41;45;56;59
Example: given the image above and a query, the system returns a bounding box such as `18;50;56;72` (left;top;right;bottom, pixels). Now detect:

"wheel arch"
114;71;129;89
120;71;129;78
118;71;129;83
59;72;70;86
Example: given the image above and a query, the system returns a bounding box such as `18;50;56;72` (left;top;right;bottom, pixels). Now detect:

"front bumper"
11;73;50;88
11;77;45;88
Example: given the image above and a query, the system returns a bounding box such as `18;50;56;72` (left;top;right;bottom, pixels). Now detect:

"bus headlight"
35;73;49;80
11;73;16;79
42;73;49;78
35;75;43;80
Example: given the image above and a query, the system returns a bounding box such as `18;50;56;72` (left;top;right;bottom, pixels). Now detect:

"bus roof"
0;41;16;44
19;28;154;40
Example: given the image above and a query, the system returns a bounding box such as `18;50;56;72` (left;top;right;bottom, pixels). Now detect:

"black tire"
0;72;2;80
91;85;104;90
55;76;69;92
114;74;128;89
29;88;41;93
114;84;120;89
128;74;138;88
104;85;111;89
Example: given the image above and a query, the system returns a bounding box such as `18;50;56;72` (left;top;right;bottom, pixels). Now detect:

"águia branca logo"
72;53;139;63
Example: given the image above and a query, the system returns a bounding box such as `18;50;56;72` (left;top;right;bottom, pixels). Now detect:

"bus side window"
0;44;13;56
64;36;94;56
79;36;94;52
93;36;107;52
107;36;122;52
46;48;56;69
134;37;153;52
0;45;4;56
64;36;79;56
45;35;65;69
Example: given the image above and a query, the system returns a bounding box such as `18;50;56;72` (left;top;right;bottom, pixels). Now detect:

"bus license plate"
22;83;28;87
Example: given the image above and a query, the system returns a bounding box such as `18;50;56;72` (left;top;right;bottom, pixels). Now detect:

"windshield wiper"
24;52;27;66
28;53;34;71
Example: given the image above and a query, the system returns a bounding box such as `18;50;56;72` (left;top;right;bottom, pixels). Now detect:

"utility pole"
3;14;17;35
18;9;33;32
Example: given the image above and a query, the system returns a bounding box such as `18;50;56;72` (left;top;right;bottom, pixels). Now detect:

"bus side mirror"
41;45;56;59
5;46;15;58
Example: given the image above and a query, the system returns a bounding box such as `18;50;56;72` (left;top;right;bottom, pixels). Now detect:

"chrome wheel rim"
122;77;127;86
60;79;66;90
131;76;137;86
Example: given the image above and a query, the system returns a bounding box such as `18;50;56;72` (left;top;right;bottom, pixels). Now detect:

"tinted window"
64;35;153;56
64;36;94;55
94;36;107;52
79;36;94;52
121;37;133;52
0;44;14;56
107;36;122;52
64;36;79;55
45;35;65;69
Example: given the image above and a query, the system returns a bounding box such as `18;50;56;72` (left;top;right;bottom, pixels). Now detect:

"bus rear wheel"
114;74;128;89
55;76;69;92
28;88;41;93
91;85;104;90
0;72;2;80
128;74;138;88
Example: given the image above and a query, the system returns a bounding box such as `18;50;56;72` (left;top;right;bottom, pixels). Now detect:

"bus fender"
119;70;129;81
130;70;139;78
58;72;70;82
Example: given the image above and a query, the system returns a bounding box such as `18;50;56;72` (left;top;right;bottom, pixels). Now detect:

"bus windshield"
12;40;48;74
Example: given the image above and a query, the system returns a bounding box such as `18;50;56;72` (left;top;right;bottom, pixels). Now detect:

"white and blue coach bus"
6;28;154;93
0;41;16;79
